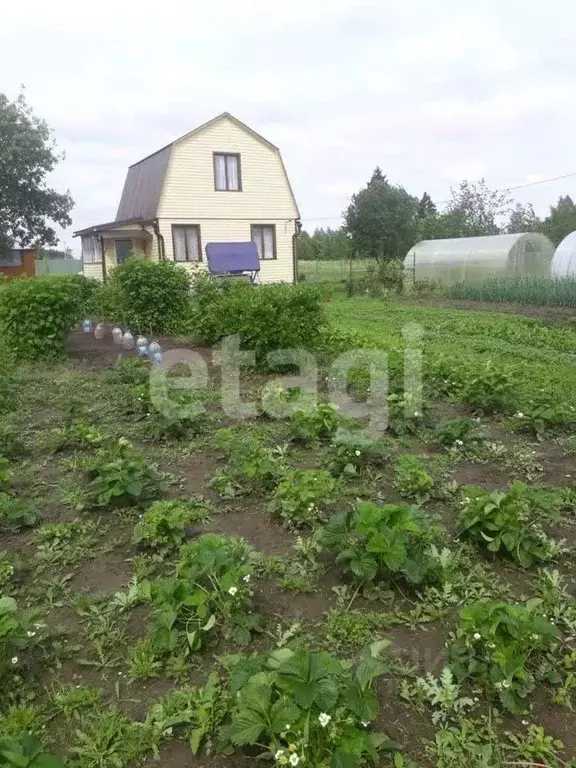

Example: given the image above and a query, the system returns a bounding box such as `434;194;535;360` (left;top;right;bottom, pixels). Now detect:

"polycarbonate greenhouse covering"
550;231;576;278
404;233;555;283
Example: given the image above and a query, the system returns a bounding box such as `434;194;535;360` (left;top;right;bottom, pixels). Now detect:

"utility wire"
301;170;576;222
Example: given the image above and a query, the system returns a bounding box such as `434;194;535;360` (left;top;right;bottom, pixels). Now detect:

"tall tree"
417;192;437;218
541;195;576;246
344;169;418;261
445;179;512;237
505;203;541;234
0;90;73;253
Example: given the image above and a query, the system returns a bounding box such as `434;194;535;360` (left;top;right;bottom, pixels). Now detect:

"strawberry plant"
0;734;67;768
386;393;430;436
270;469;336;529
325;428;391;477
433;417;487;448
319;501;447;587
289;403;342;445
0;494;37;531
146;534;261;658
394;455;436;502
220;642;396;766
448;600;556;713
210;431;287;498
458;362;516;413
85;438;163;508
133;498;211;551
457;482;563;567
0;597;45;682
510;394;576;439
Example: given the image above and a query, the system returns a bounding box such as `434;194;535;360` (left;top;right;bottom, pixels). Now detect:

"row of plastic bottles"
82;320;164;364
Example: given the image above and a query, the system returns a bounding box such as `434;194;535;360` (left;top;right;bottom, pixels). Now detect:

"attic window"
214;153;241;191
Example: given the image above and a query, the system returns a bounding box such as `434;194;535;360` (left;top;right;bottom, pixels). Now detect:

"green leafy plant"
0;274;95;360
133;498;211;551
319;501;447;588
386;393;430;435
289;403;342;445
210;430;287;498
0;372;17;416
433;418;487;448
0;493;37;531
394;454;436;502
458;363;516;413
69;707;158;768
325;428;391;476
32;519;98;567
221;642;396;766
103;258;192;334
448;599;556;713
400;667;475;726
146;534;261;660
0;734;66;768
85;437;163;508
189;279;326;370
457;482;564;567
505;725;565;767
0;596;45;681
0;424;24;460
511;394;576;438
270;469;336;529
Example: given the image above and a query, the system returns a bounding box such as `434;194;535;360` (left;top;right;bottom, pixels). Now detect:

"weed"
50;683;103;720
394;455;436;502
0;424;25;460
325;608;396;654
401;667;475;726
69;707;158;768
505;725;564;766
32;519;99;567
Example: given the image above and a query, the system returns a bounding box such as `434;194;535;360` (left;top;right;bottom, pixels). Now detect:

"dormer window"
214;153;241;191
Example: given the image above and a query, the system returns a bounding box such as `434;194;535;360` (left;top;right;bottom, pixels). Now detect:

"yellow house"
74;112;301;283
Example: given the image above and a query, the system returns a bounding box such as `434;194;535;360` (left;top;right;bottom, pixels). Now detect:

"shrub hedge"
188;276;325;368
0;275;97;361
98;259;192;334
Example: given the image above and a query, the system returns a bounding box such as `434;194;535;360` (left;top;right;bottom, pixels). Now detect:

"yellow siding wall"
83;237;150;280
83;263;104;280
157;218;295;284
156;116;298;283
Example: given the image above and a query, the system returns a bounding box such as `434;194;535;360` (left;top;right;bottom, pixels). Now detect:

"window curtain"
214;155;227;190
226;155;239;190
173;228;187;261
185;228;199;261
262;226;274;258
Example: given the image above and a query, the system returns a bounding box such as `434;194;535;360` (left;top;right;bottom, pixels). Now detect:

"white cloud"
1;0;575;251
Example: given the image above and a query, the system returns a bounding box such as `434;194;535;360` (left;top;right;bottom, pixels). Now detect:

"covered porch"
74;218;162;279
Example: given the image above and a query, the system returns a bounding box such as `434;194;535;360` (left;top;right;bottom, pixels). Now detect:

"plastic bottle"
82;319;92;334
151;350;164;365
112;327;123;345
94;323;106;339
137;344;149;357
136;335;148;349
149;340;162;356
122;331;135;350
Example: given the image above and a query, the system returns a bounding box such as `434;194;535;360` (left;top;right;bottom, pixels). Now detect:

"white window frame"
251;224;276;260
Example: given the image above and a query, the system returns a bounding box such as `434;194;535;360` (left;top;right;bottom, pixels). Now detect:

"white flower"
354;450;361;456
522;720;529;726
473;632;481;640
26;631;36;638
243;574;251;583
502;680;510;689
361;721;369;727
289;755;300;766
11;656;18;664
455;439;463;446
413;411;421;417
228;587;238;596
275;750;285;760
318;713;331;728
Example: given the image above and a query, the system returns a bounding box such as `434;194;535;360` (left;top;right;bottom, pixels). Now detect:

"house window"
0;250;23;267
81;235;101;263
251;224;276;260
214;153;241;191
172;225;202;262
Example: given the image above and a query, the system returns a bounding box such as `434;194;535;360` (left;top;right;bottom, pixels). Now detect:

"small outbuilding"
404;233;555;283
550;232;576;278
0;249;36;279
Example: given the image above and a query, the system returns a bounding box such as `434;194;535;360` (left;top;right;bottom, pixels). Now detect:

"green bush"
189;278;325;369
103;259;192;333
0;275;96;360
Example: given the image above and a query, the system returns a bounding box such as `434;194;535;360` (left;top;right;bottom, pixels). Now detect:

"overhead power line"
301;170;576;222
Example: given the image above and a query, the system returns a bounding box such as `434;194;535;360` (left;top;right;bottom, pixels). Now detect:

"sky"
1;0;575;255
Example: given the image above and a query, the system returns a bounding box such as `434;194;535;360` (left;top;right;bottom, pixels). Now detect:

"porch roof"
73;217;154;238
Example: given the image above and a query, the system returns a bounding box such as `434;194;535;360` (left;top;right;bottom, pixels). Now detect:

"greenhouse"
550;231;576;278
404;233;555;284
